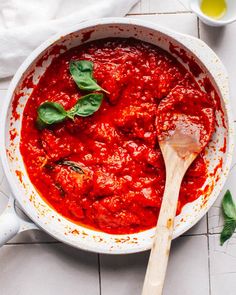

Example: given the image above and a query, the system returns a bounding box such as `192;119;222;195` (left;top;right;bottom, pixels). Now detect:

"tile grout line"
197;17;200;39
206;214;212;295
98;254;102;295
127;11;193;16
199;17;212;295
182;232;208;237
182;232;221;237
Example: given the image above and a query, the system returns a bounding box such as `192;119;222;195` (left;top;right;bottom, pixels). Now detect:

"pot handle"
0;195;39;247
0;212;20;247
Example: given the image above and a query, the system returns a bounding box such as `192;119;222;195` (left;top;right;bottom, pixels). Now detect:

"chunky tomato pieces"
20;38;212;234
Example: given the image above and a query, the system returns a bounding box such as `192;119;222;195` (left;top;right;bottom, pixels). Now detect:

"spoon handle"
142;148;186;295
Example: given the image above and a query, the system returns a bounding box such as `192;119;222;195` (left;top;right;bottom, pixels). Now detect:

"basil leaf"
222;190;236;219
36;94;103;129
69;93;103;117
220;190;236;245
220;218;236;246
37;102;67;128
58;160;84;174
69;60;109;94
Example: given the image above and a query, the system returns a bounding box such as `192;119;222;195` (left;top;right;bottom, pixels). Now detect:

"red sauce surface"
20;38;214;234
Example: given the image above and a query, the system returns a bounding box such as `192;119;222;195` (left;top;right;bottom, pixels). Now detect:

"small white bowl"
190;0;236;27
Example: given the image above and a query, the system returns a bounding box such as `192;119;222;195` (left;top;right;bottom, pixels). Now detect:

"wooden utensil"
142;85;215;295
142;130;200;295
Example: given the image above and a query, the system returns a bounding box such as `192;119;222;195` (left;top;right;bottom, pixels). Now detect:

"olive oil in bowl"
201;0;227;19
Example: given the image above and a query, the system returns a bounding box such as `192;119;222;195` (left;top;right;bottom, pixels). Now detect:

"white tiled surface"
0;244;99;295
209;234;236;295
0;1;236;294
101;236;209;295
130;0;190;14
127;13;198;36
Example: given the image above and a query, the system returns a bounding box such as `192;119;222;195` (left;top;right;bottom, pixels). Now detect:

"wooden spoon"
142;86;215;295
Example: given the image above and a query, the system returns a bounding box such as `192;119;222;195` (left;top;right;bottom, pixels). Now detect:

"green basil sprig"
37;93;103;129
69;60;109;94
220;190;236;245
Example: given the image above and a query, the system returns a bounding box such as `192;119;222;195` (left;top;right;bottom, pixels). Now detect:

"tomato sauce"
20;38;214;234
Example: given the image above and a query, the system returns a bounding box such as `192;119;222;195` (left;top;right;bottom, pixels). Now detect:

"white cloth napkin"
0;0;139;78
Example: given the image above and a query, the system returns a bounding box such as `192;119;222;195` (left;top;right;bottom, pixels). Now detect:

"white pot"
0;18;234;254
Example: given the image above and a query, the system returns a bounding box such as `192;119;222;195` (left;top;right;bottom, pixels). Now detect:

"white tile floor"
100;236;209;295
209;234;236;295
0;1;236;294
0;244;100;295
129;0;190;14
